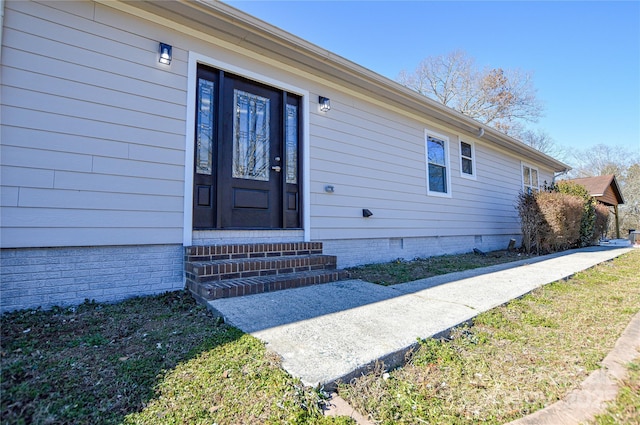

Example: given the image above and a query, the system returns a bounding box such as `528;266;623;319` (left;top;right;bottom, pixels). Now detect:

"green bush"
516;181;607;253
555;181;597;246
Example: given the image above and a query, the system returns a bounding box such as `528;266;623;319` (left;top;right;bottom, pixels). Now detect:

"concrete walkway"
209;246;633;391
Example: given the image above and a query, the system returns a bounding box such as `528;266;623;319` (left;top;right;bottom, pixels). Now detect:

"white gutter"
127;0;570;172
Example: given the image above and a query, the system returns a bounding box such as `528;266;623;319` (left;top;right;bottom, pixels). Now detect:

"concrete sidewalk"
208;246;633;389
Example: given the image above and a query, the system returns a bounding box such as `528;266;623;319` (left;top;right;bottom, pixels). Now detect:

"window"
522;163;539;193
460;140;475;179
426;130;451;196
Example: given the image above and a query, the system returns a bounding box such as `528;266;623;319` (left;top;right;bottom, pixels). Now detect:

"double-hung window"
426;130;451;196
460;140;475;179
522;163;539;193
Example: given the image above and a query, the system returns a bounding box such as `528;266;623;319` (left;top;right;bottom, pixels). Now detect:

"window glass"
460;141;474;176
426;134;449;194
522;165;539;193
429;164;447;193
461;142;472;158
462;158;473;175
531;169;538;185
428;137;446;165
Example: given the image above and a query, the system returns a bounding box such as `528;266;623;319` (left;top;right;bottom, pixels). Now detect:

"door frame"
183;51;311;245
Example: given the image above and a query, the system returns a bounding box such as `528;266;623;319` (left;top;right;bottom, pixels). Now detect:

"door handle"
271;165;282;172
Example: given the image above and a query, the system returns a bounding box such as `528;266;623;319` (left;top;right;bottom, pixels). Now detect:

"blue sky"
226;1;639;162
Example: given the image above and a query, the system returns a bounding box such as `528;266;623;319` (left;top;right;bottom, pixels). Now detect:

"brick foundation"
0;245;184;313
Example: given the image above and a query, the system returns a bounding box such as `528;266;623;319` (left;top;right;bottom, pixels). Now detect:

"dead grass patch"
346;250;531;286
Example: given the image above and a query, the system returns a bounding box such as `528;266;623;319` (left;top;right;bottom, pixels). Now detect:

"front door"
193;65;301;230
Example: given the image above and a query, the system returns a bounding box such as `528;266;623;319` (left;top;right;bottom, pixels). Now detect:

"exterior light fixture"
477;127;485;138
362;208;373;218
159;42;172;65
319;96;331;112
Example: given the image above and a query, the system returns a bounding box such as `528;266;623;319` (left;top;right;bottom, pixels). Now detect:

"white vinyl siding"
0;0;559;250
308;95;550;240
0;0;186;248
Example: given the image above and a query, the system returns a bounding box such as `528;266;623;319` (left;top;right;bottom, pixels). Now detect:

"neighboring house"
0;0;569;312
564;175;625;238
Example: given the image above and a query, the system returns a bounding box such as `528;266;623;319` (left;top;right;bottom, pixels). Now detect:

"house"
0;0;569;313
564;175;625;238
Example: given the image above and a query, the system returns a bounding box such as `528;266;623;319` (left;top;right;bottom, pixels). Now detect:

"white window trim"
521;162;540;193
459;139;476;180
425;129;452;198
183;51;311;246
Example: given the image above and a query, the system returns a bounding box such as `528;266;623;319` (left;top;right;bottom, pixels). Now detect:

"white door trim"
183;51;311;246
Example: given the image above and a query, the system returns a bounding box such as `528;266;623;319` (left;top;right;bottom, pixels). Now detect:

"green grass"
3;250;638;425
346;250;531;285
1;291;353;425
338;250;640;424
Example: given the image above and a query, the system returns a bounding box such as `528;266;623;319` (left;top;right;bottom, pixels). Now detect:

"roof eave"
124;0;570;173
610;175;625;204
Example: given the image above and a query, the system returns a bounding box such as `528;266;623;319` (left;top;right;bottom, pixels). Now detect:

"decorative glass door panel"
232;90;270;181
192;65;301;230
196;78;214;175
285;104;298;184
192;68;219;229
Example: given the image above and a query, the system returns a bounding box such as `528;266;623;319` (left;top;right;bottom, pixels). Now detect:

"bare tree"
567;143;640;235
569;144;635;178
398;50;543;134
517;128;566;160
623;163;640;232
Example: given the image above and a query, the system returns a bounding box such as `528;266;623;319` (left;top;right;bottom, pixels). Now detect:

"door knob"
271;165;282;172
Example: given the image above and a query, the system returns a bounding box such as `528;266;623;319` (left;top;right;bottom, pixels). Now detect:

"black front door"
193;65;301;230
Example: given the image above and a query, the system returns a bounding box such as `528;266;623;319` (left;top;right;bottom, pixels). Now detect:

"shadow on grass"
212;245;631;334
0;291;244;425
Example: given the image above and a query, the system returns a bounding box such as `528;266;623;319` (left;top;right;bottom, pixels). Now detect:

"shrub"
536;192;584;252
516;181;606;254
516;191;543;254
554;181;597;247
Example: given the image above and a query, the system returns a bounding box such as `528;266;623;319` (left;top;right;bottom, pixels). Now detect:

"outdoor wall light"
319;96;331;112
362;208;373;218
477;127;485;138
159;42;172;65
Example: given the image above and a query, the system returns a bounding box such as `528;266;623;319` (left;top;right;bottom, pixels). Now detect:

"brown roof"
565;174;625;206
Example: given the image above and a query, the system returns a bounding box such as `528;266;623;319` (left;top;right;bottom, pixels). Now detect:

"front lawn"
2;249;637;424
338;250;640;424
346;249;531;286
0;291;352;425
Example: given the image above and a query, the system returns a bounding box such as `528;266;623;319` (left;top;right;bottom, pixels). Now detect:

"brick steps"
186;254;338;283
187;269;348;300
185;242;347;301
